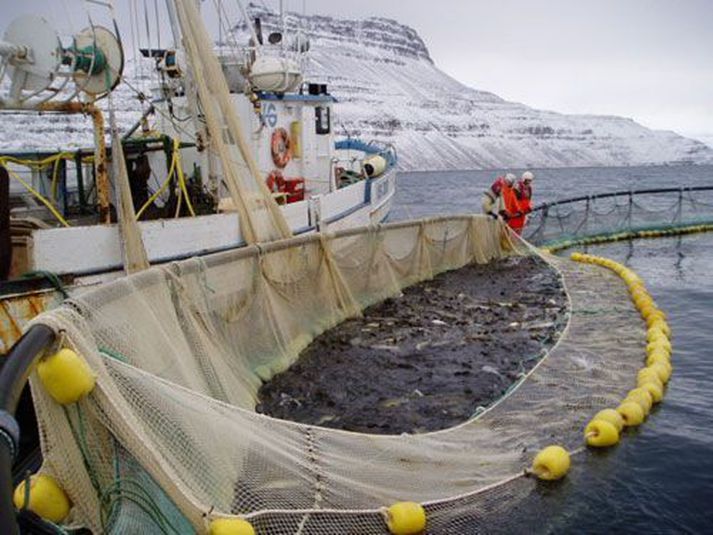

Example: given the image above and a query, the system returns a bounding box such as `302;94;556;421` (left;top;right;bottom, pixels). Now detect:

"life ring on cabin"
271;127;292;169
266;170;286;193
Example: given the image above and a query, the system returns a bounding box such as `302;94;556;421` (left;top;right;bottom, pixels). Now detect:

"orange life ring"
266;170;286;193
271;127;292;169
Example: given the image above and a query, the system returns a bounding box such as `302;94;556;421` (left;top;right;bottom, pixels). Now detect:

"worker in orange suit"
482;173;517;219
500;173;522;232
509;171;535;234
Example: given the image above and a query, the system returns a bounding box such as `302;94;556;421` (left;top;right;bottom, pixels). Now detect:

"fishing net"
524;187;713;247
25;214;646;533
171;0;292;244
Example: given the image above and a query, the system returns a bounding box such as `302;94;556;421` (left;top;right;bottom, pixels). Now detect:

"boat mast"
164;0;219;197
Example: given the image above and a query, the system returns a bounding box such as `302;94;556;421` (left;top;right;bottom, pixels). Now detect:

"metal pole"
164;0;182;47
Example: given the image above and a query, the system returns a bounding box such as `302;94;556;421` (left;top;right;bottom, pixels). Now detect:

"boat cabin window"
315;106;331;135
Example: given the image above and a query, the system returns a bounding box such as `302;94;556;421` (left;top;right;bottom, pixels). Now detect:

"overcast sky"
3;0;712;144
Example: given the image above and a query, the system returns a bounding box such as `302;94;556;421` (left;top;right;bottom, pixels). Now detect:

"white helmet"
504;173;516;185
522;171;535;182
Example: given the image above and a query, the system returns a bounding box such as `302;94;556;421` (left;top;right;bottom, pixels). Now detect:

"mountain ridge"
1;5;711;171
237;5;713;170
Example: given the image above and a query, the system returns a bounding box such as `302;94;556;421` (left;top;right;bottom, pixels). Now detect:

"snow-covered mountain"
242;6;712;170
2;4;712;171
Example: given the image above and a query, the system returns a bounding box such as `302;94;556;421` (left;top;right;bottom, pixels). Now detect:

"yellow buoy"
593;408;625;432
646;328;667;344
637;374;664;391
625;388;653;414
646;353;670;368
209;518;256;535
385;502;427;535
584;419;620;447
640;381;664;404
637;367;661;385
617;401;645;426
531;445;571;480
649;319;671;338
649;362;672;384
570;252;582;261
13;474;71;523
639;304;657;319
634;295;653;310
646;341;671;358
37;348;96;405
645;311;667;327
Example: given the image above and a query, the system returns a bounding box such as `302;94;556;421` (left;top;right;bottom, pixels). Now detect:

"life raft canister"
271;127;292;169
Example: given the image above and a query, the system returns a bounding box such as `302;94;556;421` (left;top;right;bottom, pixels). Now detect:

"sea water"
393;165;713;533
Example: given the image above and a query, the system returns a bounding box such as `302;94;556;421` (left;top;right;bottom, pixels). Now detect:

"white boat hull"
22;168;396;277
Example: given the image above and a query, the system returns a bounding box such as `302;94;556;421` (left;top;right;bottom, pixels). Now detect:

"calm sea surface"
393;165;713;534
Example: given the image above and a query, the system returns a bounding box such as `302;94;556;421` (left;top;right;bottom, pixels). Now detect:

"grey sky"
2;0;712;143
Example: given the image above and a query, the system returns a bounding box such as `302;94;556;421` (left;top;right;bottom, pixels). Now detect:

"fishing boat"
0;1;397;353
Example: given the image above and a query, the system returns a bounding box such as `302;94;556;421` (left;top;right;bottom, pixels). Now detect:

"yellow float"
531;445;571;480
13;474;71;523
37;348;96;405
593;408;625;432
617;401;645;426
584;419;620;447
385;502;427;535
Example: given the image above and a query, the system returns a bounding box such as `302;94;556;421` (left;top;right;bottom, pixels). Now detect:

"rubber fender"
386;502;427;535
209;518;256;535
585;419;620;447
593;409;625;432
13;474;71;523
531;445;571;480
37;348;96;405
617;401;645;426
364;155;387;178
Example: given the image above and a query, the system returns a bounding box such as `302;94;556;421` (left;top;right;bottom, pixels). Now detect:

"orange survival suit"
509;180;533;234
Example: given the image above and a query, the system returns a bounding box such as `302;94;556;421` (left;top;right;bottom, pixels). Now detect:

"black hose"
0;445;17;535
0;325;56;535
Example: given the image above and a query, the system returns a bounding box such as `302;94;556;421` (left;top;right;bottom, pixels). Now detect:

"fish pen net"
524;186;713;248
22;214;650;534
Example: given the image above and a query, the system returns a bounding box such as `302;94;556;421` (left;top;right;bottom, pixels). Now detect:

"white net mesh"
525;187;713;247
172;0;292;244
25;215;647;533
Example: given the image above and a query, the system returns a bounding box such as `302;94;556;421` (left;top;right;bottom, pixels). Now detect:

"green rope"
99;347;129;363
21;270;69;298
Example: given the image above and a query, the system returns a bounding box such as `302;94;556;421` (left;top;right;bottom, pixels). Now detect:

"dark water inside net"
393;166;713;533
